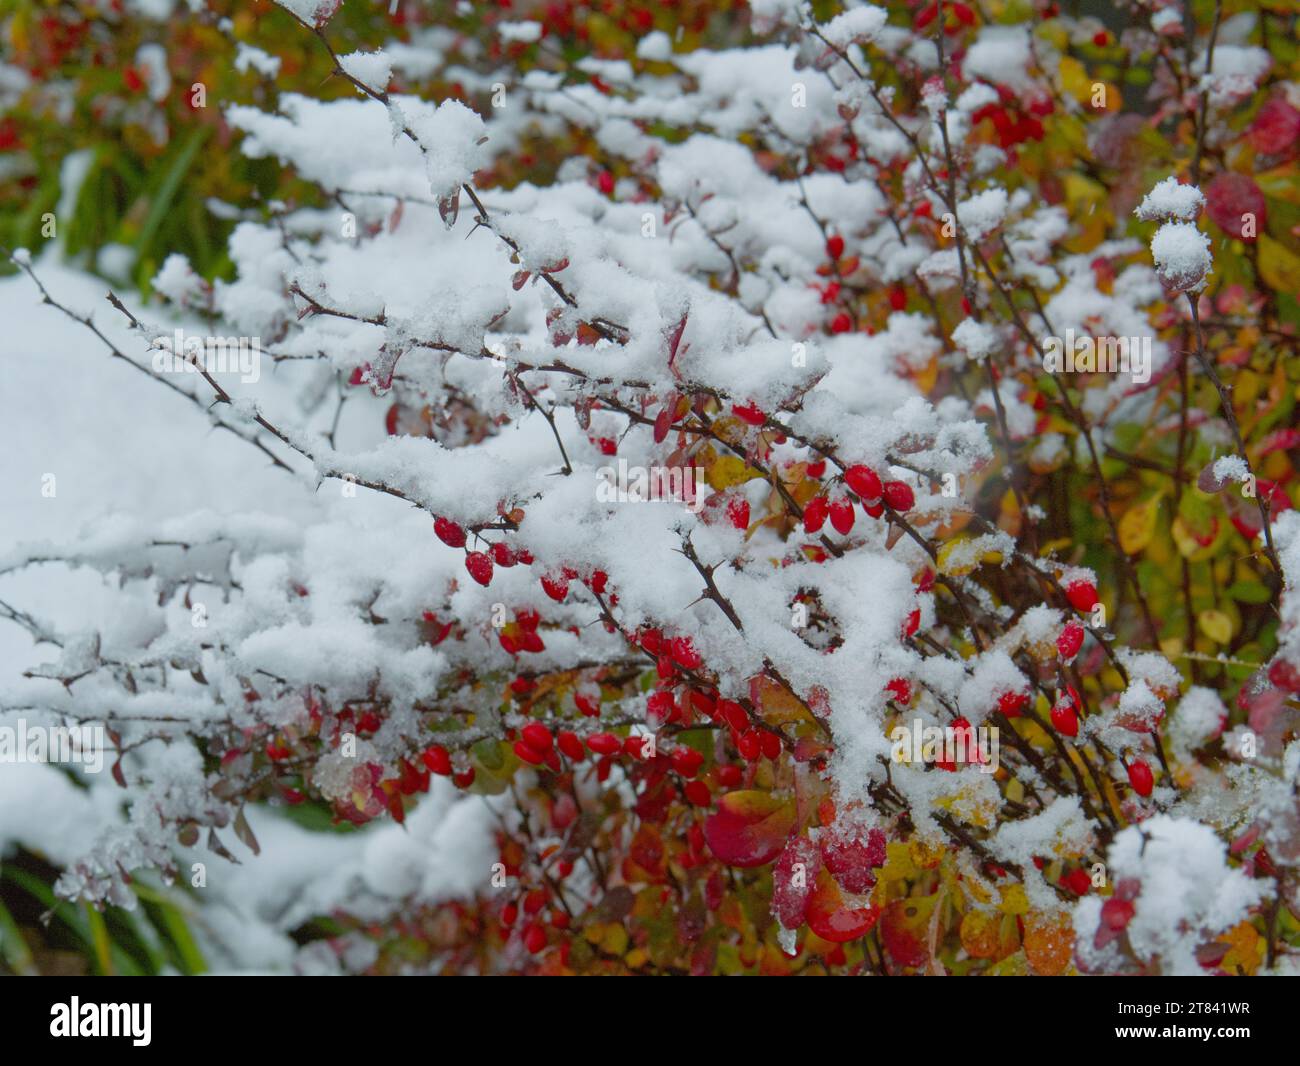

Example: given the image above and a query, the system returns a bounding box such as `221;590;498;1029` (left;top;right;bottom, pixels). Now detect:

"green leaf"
1226;580;1272;605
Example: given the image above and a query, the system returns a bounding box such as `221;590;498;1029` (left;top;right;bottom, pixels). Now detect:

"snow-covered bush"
2;0;1297;975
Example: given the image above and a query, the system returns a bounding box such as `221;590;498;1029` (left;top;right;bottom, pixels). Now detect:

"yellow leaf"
1057;56;1091;104
1259;234;1300;293
879;841;921;883
753;676;813;726
986;949;1030;976
908;838;945;870
706;454;760;490
999;884;1030;916
1118;496;1160;555
1172;513;1222;561
1197;608;1233;645
600;923;629;956
1218;921;1263;976
960;909;1014;960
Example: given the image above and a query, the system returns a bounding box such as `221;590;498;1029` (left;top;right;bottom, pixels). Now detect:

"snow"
1135;177;1205;222
962;27;1036;94
951;315;998;361
1149;221;1213;292
1197;45;1272;107
820;6;887;50
1077;816;1263;976
338;50;392;94
498;21;543;44
234;43;282;79
1213;454;1250;483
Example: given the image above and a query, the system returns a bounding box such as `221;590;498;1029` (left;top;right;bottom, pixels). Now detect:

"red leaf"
807;868;880;942
702;790;796;867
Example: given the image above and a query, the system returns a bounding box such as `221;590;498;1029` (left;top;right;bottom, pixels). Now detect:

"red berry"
589;569;608;595
597;170;614;195
1100;896;1135;932
1127;759;1154;797
501;902;518;927
671;746;705;777
514;740;545;765
760;730;782;760
902;608;921;638
523;887;548;915
465;551;493;586
727;496;750;530
669;636;702;669
882;480;914;511
806;459;827;478
825;234;845;260
521;722;553;753
1062;869;1092;896
716;764;743;788
830;312;853;334
888;285;906;311
541;573;569;602
717;699;748;732
1051;698;1079;738
1091;30;1108;46
574;690;601;717
586;732;620;755
523;922;547;953
803;495;830;534
557;730;585;761
421;744;452;775
820;826;886;895
647;690;677;726
885;678;912;705
684;780;712;806
434;517;467;548
1057;620;1085;659
737;729;762;761
844;465;882;503
1268;658;1300;693
732;401;766;426
829;497;855;535
491;542;516;567
1065;580;1098;613
997;690;1029;718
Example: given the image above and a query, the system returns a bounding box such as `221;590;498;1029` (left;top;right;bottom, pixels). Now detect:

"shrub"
2;0;1298;976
